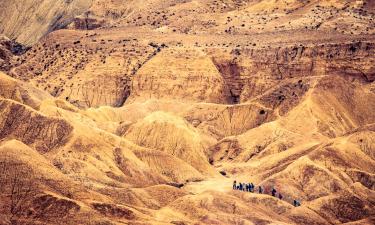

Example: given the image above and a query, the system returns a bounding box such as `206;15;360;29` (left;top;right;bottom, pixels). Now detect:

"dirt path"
183;177;233;194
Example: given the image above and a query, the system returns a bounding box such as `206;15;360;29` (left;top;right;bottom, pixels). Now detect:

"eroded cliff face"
0;99;73;153
209;41;375;104
7;30;375;110
129;48;227;104
8;31;159;108
0;0;92;45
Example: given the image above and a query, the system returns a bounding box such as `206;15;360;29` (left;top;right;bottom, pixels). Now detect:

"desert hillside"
0;0;374;224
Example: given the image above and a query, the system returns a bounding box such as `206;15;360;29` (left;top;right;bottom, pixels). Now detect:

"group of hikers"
232;181;301;207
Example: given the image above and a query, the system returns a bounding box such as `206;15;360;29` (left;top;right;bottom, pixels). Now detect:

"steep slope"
124;111;217;176
0;0;92;45
129;47;227;104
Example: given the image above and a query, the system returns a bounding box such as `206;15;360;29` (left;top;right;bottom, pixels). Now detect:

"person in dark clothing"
271;188;277;197
239;183;243;191
250;183;254;192
258;186;263;194
278;193;283;200
293;200;301;207
233;181;237;190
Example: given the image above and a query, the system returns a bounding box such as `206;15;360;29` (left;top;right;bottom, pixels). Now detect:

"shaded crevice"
213;60;244;104
116;87;131;107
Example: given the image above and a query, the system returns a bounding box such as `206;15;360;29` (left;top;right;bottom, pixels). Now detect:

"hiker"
278;193;283;200
271;188;277;197
245;183;249;192
233;181;237;190
239;183;243;191
293;200;301;207
250;183;254;192
258;186;263;194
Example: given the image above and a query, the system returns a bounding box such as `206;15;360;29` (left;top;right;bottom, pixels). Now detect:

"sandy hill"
0;0;374;224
